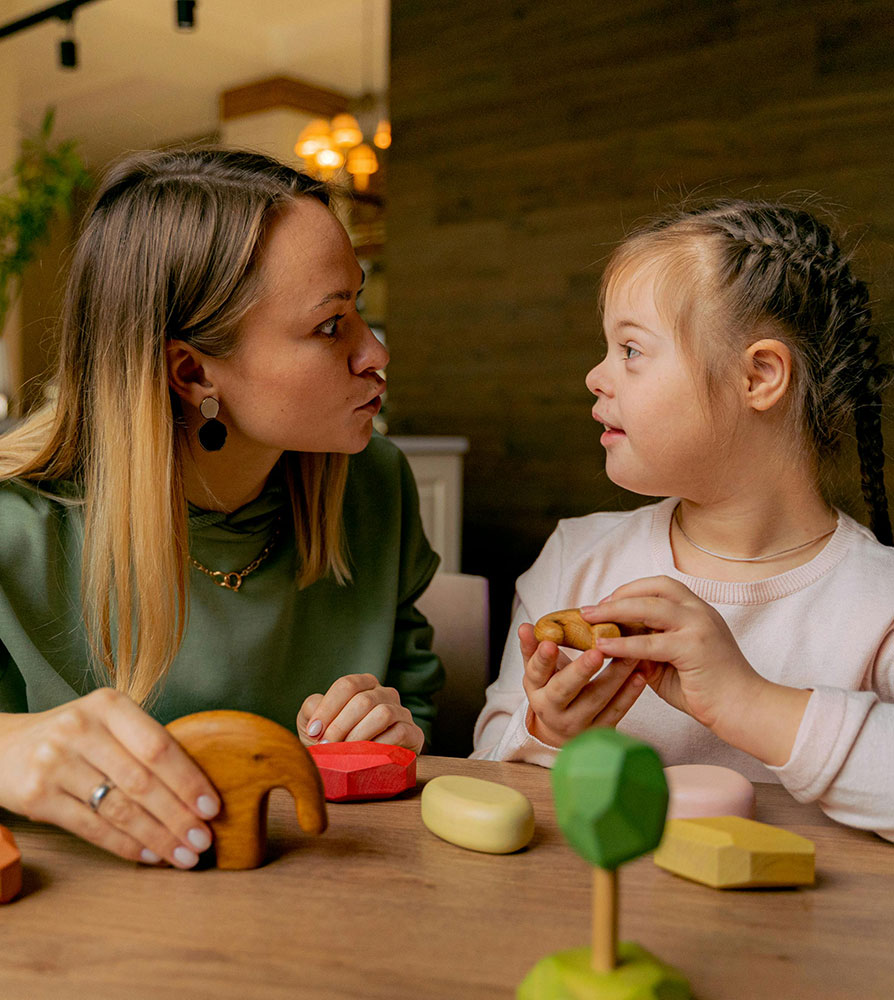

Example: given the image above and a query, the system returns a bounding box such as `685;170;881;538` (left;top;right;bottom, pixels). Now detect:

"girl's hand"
582;576;811;765
0;689;220;868
519;622;648;748
297;673;425;754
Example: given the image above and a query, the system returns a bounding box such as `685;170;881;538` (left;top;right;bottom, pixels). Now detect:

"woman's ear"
167;341;213;407
743;338;792;412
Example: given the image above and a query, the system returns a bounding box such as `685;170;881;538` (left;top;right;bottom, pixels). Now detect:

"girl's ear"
167;341;214;407
743;338;792;412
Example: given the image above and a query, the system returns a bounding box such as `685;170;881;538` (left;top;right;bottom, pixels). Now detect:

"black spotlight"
59;37;76;68
176;1;196;29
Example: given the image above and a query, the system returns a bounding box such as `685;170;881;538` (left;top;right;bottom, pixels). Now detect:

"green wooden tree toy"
518;729;692;999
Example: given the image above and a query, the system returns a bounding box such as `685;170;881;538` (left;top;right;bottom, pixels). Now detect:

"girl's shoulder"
527;499;672;580
553;498;671;552
836;508;894;574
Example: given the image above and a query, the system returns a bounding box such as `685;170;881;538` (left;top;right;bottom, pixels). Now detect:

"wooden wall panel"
387;0;894;667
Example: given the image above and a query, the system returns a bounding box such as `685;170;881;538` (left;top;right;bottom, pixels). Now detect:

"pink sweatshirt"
471;498;894;841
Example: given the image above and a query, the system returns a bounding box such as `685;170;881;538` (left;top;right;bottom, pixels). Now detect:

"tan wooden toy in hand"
166;710;327;870
533;609;649;651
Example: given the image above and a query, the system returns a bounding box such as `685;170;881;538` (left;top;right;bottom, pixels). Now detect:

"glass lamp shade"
346;143;379;190
295;119;333;158
330;114;364;149
373;119;391;149
315;143;346;178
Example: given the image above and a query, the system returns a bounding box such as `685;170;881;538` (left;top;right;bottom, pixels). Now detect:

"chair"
416;571;490;757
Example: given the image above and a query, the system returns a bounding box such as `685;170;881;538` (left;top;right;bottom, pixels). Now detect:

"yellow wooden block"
653;816;815;888
421;775;535;854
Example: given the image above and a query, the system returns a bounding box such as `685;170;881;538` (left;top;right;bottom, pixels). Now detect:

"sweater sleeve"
769;628;894;841
471;526;565;765
382;451;443;746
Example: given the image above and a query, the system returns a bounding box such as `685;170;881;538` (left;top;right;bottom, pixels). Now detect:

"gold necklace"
190;522;282;591
673;505;836;563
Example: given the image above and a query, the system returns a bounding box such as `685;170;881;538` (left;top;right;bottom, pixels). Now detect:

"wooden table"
3;756;892;999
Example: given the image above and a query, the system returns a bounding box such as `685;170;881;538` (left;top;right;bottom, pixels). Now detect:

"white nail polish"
319;739;331;744
188;828;211;851
196;795;218;818
174;846;198;868
140;848;161;864
307;719;323;738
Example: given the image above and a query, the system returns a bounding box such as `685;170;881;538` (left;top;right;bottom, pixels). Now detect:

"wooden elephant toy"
166;710;327;869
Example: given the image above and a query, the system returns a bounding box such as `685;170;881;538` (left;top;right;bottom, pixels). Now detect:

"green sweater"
0;435;443;742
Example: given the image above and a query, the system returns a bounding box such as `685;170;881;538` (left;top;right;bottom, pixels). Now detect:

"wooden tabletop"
3;755;892;999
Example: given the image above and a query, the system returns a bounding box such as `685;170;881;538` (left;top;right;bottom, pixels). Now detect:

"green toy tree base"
518;942;691;1000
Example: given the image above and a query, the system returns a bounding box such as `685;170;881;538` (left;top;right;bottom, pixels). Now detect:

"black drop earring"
198;396;227;452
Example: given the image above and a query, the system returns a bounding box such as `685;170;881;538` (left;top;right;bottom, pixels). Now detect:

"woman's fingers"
305;673;382;741
44;791;156;864
98;691;220;820
301;675;423;750
340;699;410;741
74;743;213;867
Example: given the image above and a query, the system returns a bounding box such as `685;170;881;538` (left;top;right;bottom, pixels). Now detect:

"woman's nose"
352;322;390;374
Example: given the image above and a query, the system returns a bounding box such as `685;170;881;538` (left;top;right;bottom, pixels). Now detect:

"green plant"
0;108;90;333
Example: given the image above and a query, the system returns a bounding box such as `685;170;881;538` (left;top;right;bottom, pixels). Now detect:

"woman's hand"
583;576;811;765
297;674;425;753
0;688;220;868
519;622;648;748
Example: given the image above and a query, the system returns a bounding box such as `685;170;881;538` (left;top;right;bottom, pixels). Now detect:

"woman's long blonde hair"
0;148;351;705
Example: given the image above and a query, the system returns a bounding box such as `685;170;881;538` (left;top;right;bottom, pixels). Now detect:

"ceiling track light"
58;7;76;68
175;0;196;30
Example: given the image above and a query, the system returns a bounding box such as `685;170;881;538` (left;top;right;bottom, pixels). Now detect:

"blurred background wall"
386;0;894;664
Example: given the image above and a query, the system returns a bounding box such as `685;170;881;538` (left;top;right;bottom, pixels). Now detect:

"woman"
0;148;442;869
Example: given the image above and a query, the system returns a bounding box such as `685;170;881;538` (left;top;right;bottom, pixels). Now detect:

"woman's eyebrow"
312;274;366;311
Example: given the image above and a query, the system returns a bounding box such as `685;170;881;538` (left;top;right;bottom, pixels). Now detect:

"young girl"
0;148;442;868
472;200;894;842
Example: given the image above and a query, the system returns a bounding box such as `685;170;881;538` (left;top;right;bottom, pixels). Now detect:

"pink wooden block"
664;764;755;820
307;741;417;802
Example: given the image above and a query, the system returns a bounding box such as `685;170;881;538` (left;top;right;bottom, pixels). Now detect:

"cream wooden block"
421;775;534;854
664;764;755;820
654;816;815;889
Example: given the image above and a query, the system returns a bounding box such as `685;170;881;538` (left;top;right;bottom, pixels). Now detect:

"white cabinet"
390;436;469;573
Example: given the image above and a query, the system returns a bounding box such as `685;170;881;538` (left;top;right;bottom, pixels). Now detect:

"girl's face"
208;197;388;457
586;266;733;499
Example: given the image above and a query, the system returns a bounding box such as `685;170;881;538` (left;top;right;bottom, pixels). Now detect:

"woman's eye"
623;343;641;360
318;315;343;338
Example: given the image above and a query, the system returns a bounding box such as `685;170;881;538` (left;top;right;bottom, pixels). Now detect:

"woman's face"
209;197;388;457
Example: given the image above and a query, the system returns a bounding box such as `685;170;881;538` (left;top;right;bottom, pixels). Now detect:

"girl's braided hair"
602;199;892;545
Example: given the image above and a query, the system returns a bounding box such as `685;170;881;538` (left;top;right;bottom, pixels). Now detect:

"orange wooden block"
307;741;417;801
166;710;327;870
0;824;23;903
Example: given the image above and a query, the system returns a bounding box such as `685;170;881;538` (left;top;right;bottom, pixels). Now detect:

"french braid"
609;200;892;544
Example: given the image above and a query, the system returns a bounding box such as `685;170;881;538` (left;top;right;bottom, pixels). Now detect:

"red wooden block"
0;824;22;903
307;741;417;802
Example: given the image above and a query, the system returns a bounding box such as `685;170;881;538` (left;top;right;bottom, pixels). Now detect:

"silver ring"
88;780;115;813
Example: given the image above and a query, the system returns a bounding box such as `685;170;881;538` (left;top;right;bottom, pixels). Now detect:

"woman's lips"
356;392;383;415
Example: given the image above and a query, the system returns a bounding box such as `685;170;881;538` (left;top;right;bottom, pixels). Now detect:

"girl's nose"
585;359;610;397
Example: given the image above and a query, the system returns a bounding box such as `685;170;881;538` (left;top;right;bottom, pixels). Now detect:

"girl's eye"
623;343;641;360
318;314;344;339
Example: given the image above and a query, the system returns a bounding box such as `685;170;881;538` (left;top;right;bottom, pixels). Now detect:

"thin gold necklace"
190;521;282;591
673;505;836;563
